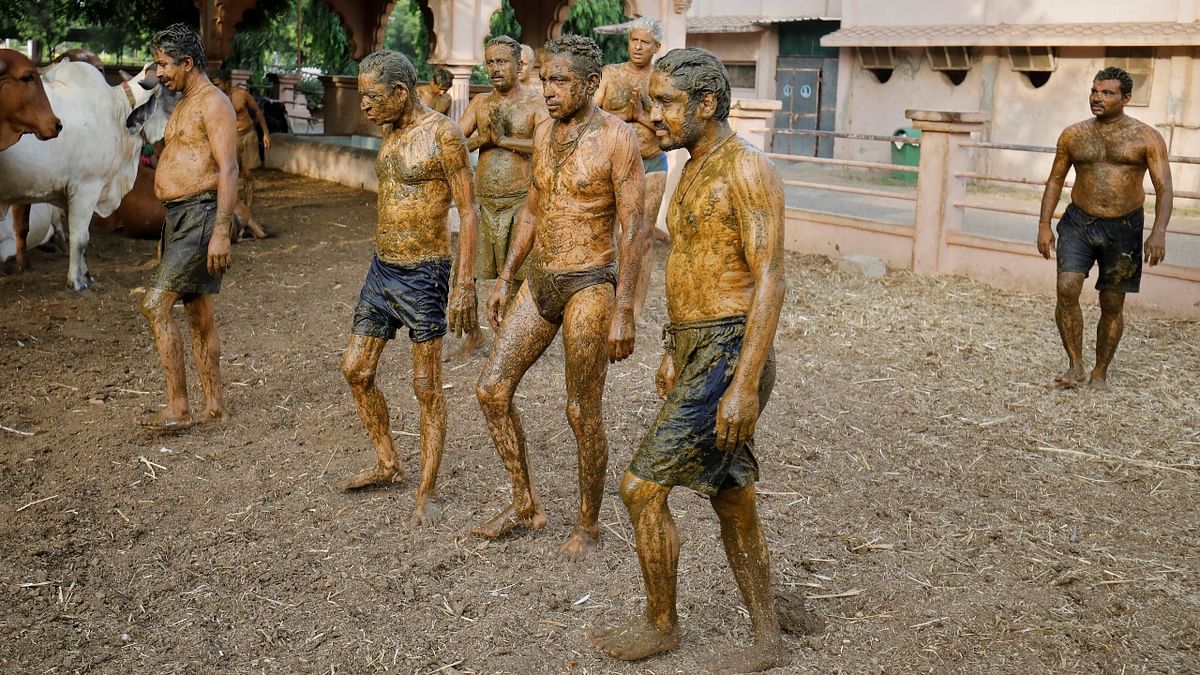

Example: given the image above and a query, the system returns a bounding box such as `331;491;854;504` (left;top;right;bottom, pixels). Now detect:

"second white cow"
0;61;162;290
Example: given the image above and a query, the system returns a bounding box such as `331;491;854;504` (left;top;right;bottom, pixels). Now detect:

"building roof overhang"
594;15;833;36
821;21;1200;47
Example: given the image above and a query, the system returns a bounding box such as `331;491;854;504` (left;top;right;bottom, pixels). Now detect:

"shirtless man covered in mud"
1037;66;1171;391
588;48;789;672
519;44;542;96
138;24;237;432
473;35;647;561
595;17;668;321
455;35;548;356
416;67;453;116
338;50;479;527
211;69;270;240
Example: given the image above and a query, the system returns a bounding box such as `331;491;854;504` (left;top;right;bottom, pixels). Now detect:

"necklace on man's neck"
675;131;736;203
551;105;597;167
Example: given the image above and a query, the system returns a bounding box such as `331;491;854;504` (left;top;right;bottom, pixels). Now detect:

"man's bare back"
227;87;260;135
665;135;781;322
530;109;641;270
374;109;468;263
1059;116;1162;218
156;83;236;202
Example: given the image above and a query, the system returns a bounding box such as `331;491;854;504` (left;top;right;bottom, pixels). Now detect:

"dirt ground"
1;170;1197;674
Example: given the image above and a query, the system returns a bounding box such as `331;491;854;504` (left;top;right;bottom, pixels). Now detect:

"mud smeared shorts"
238;129;262;171
644;152;668;174
1056;203;1144;293
477;192;529;280
529;261;617;325
352;256;450;343
628;316;776;496
152;191;223;296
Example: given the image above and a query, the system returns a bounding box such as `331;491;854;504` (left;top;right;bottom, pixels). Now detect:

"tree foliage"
561;0;628;65
226;0;355;84
383;0;433;80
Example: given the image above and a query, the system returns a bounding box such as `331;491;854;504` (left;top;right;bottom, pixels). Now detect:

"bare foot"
408;494;443;527
1088;371;1111;392
559;524;600;562
338;462;403;491
470;502;547;538
453;328;485;361
1055;364;1087;388
196;408;227;424
588;616;681;661
137;410;194;433
706;636;789;673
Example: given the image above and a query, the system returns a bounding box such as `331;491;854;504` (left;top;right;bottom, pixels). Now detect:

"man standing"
595;17;668;321
455;35;548;356
473;35;646;562
1037;66;1171;391
588;48;788;672
338;50;479;528
139;24;237;432
211;69;271;240
416;67;453;116
519;44;542;96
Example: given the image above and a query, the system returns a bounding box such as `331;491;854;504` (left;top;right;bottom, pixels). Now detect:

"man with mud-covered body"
588;48;788;672
595;17;668;321
473;35;647;562
211;69;270;240
519;44;542;96
416;67;453;116
1037;66;1171;391
139;24;237;432
455;35;549;356
338;50;479;528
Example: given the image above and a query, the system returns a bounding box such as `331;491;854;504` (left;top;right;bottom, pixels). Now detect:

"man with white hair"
595;16;667;322
519;44;542;96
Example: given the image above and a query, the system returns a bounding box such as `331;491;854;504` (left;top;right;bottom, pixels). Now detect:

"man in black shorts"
1037;66;1172;390
588;48;788;672
338;50;479;529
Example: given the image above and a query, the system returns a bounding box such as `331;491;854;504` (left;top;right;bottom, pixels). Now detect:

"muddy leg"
12;204;31;271
633;171;667;321
409;338;446;526
183;293;225;422
707;484;788;673
1054;272;1087;387
1089;290;1126;392
588;471;681;660
139;288;191;427
339;334;403;489
473;283;557;537
559;283;613;561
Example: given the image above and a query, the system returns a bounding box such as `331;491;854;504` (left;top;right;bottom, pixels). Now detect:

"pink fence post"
906;110;990;274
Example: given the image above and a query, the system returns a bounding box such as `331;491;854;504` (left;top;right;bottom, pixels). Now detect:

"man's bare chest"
378;131;443;184
1069;124;1147;166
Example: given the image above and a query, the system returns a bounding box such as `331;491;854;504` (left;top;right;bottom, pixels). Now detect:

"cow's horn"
138;66;159;90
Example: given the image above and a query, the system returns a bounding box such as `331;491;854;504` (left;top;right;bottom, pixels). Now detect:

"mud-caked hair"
486;35;522;63
543;34;603;81
654;48;731;121
628;17;664;44
431;67;453;88
1094;66;1134;97
360;49;418;92
151;23;206;69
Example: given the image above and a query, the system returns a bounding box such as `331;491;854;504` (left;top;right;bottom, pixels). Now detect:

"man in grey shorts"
139;24;237;432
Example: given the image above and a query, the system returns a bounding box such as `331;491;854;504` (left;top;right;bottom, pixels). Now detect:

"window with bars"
724;63;757;90
1105;47;1153;106
858;47;895;83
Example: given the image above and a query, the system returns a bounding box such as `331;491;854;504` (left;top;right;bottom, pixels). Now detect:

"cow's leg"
66;186;102;291
12;204;31;271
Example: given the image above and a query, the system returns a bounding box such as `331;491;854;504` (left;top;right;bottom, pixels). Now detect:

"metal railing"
761;128;919;205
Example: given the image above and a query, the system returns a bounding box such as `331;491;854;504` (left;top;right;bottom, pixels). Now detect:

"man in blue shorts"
588;48;789;672
1037;67;1172;390
338;50;480;528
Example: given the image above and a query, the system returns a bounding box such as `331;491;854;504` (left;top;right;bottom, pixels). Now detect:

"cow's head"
122;62;161;136
0;48;62;150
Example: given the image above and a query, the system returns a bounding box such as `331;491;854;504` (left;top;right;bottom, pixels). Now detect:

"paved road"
777;161;1200;268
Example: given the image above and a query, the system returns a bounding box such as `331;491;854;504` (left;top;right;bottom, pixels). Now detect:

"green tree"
383;0;432;80
562;0;628;64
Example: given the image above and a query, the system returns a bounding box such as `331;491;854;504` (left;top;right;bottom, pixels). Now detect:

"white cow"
0;61;162;290
1;204;63;263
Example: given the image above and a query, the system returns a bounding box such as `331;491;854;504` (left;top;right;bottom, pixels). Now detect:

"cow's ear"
126;91;159;134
